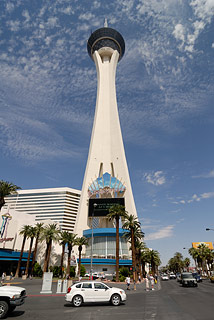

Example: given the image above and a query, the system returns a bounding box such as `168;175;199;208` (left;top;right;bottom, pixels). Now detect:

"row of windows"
85;236;129;256
14;204;79;209
6;191;80;198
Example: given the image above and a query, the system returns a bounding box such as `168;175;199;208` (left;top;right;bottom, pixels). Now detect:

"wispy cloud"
144;171;166;186
145;225;174;240
172;191;214;205
192;170;214;179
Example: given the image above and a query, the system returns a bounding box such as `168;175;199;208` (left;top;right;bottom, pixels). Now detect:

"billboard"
88;198;125;217
192;242;213;249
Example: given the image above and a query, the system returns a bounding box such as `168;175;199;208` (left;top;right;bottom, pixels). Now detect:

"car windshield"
182;273;194;279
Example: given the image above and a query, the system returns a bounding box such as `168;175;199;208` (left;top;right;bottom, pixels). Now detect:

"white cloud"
201;192;214;199
7;20;20;32
174;191;214;204
193;170;214;178
190;0;214;22
22;10;30;22
173;24;185;44
144;171;166;186
46;17;58;28
145;225;174;240
79;13;95;21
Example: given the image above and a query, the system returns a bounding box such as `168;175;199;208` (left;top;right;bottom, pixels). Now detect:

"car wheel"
0;301;9;319
72;295;83;307
111;294;121;306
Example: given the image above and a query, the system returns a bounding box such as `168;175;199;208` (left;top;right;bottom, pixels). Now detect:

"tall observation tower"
74;24;138;269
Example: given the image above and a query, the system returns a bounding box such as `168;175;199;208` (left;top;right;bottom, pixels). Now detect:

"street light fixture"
206;228;214;231
90;203;97;280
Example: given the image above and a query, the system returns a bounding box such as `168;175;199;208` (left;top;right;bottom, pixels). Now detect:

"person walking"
150;274;155;290
1;272;6;284
145;275;150;291
126;275;131;290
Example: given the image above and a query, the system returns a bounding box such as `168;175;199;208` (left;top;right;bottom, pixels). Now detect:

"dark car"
181;272;197;287
192;273;202;282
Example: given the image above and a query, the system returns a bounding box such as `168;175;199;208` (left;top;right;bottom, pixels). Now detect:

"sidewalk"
3;277;160;295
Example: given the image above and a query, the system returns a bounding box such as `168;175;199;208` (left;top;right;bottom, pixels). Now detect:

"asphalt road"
4;278;214;320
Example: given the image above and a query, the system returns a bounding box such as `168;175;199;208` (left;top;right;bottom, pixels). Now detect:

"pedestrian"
126;275;131;290
1;272;6;284
10;272;13;280
145;275;150;291
150;274;155;290
138;274;141;283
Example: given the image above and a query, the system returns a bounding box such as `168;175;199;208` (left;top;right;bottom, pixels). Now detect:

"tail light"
67;287;71;293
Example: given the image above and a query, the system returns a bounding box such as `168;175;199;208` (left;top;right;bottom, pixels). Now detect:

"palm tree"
183;257;190;272
15;225;31;277
107;204;128;282
147;249;161;275
189;247;199;270
66;233;77;277
41;223;60;273
76;236;88;276
122;214;142;287
197;244;210;274
59;231;71;277
25;226;36;276
31;223;44;276
140;246;150;277
0;180;20;211
135;240;147;279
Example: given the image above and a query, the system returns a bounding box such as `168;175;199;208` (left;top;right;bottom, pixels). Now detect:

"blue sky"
1;0;214;266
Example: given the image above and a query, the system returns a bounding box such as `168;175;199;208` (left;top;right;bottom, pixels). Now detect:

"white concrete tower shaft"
74;27;138;235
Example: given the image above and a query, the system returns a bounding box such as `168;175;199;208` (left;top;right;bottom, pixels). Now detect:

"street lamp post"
90;203;97;280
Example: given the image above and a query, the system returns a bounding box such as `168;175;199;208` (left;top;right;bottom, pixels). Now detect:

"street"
5;278;214;320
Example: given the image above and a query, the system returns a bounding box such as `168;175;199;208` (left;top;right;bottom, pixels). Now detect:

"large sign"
192;242;213;249
0;212;14;246
88;198;125;217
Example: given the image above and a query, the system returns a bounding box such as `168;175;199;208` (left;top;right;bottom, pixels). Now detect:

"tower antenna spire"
104;18;108;27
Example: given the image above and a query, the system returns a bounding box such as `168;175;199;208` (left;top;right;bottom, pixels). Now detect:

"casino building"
74;22;139;273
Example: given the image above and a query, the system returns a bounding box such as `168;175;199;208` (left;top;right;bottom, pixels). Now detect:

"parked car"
169;273;176;279
176;273;181;282
180;272;197;287
161;274;169;281
65;281;126;307
84;273;99;280
0;283;26;319
192;273;202;282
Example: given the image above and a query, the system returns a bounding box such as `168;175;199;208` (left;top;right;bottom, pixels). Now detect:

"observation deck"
87;27;125;61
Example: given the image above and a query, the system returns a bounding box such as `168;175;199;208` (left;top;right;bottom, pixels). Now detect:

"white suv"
0;283;26;319
65;281;126;307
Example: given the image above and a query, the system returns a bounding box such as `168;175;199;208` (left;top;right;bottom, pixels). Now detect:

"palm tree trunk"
131;229;136;290
78;247;82;276
25;237;34;276
31;236;39;276
60;244;65;277
15;235;26;278
115;217;119;282
46;240;52;272
43;241;50;273
66;246;72;276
